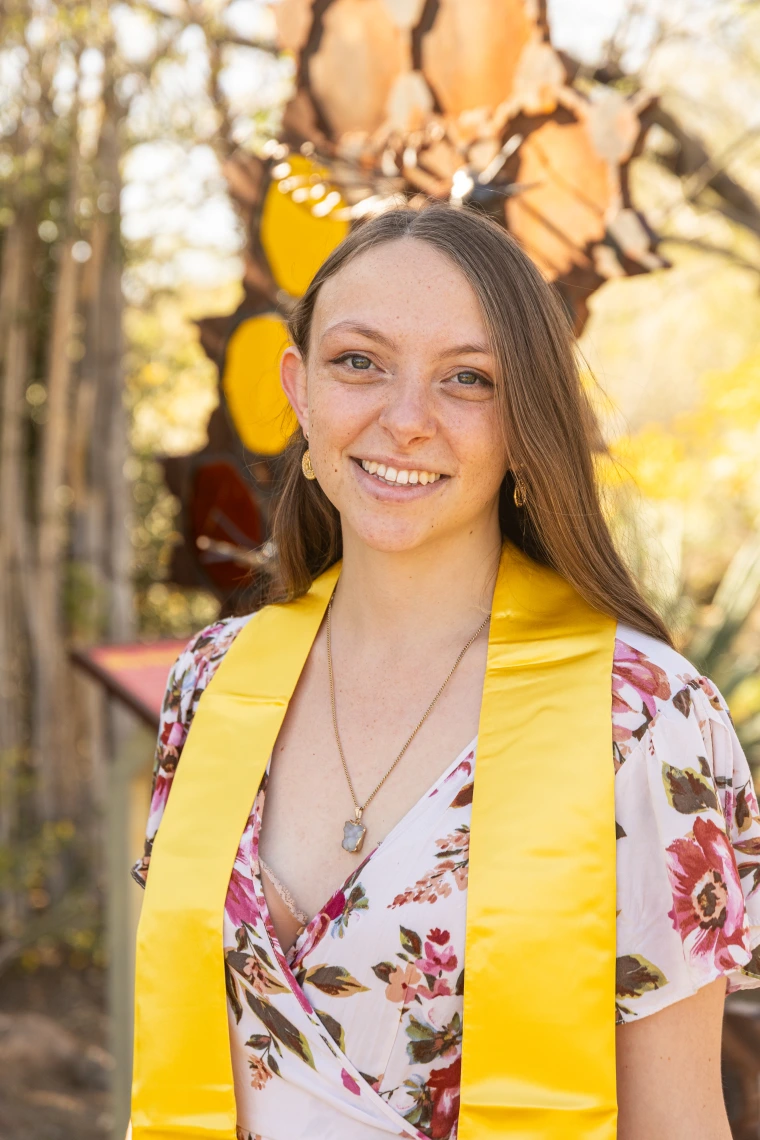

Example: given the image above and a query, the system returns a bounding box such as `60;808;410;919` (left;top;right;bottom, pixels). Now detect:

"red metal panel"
71;641;189;729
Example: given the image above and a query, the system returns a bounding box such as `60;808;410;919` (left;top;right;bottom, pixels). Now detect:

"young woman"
131;204;760;1140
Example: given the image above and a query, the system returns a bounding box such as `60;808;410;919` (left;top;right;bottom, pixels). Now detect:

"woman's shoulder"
130;612;255;887
611;623;728;766
612;624;760;1021
157;609;258;760
162;612;255;712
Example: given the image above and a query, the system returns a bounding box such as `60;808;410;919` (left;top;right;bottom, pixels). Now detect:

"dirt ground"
0;965;111;1140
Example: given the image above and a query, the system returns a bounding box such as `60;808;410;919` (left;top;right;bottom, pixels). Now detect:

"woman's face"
281;237;509;555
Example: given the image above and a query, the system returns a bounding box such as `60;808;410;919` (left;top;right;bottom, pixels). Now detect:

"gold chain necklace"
326;594;490;854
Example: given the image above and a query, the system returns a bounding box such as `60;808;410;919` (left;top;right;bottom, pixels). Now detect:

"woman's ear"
281;346;309;436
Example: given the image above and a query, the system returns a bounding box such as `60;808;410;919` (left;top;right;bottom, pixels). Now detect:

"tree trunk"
0;209;36;935
98;109;133;644
32;157;82;822
72;78;134;878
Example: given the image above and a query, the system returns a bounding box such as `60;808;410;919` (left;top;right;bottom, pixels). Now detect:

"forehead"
311;237;488;348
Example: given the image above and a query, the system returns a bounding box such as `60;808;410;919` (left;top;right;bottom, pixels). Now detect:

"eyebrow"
321;320;492;359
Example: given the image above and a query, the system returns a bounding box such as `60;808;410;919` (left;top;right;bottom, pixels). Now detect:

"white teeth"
358;460;442;486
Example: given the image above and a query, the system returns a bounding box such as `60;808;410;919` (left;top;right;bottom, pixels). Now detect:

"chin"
345;518;441;555
346;515;464;554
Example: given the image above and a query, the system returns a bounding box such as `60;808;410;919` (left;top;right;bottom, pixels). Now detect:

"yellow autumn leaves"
603;352;760;513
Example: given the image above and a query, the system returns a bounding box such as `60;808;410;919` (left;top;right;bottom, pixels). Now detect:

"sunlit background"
1;1;759;1137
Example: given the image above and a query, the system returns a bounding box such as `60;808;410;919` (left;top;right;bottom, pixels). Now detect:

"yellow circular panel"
223;315;296;456
261;154;350;297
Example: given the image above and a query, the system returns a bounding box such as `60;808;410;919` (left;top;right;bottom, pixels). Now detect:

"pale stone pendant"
342;817;367;854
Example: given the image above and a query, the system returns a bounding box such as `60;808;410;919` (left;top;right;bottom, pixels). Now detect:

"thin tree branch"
559;51;760;242
659;235;760;276
642;104;760;227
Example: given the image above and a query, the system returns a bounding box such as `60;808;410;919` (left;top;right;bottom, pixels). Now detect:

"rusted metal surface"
225;0;665;331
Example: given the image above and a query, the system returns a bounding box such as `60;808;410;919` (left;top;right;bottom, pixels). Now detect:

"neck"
333;512;503;654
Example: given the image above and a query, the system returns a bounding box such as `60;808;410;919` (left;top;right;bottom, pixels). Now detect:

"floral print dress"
133;618;760;1140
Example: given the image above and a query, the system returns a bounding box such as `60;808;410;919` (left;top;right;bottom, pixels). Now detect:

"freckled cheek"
308;379;378;454
445;412;507;495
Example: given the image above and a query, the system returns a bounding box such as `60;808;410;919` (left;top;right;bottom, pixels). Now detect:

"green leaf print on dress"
406;1012;462;1065
301;964;369;997
245;991;316;1068
615;954;668;1022
662;762;718;813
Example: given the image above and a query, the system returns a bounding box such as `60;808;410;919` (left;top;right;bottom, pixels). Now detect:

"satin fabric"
132;542;617;1139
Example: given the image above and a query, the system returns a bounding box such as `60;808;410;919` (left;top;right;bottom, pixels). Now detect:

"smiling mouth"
353;458;446;487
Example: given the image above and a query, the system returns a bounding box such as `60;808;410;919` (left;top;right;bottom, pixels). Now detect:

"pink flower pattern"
133;617;760;1139
667;816;749;973
341;1068;361;1095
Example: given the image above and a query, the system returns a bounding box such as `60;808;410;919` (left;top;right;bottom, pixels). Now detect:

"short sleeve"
131;615;252;889
615;668;760;1023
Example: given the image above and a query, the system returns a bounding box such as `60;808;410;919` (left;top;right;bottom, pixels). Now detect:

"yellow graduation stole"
133;542;617;1139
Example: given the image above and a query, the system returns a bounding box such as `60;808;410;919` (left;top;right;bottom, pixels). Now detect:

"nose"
376;371;436;446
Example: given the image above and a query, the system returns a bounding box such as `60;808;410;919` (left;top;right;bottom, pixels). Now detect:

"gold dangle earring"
513;470;527;508
301;431;317;481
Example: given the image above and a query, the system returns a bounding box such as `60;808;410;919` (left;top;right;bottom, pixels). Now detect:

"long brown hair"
270;202;672;646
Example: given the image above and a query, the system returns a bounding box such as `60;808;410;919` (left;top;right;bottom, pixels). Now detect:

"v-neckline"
251;734;478;967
